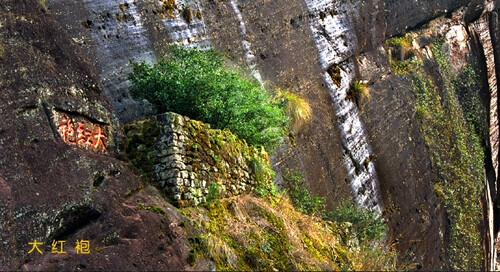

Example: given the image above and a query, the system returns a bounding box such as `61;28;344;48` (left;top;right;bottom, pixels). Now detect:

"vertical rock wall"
303;0;381;212
0;1;201;270
472;14;499;182
36;0;500;269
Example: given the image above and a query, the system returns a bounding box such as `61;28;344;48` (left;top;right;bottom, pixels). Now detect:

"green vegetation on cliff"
388;36;485;270
183;193;398;271
282;168;387;243
181;164;396;270
129;46;289;149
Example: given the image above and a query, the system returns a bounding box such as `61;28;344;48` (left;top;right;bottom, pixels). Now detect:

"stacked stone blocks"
125;112;271;206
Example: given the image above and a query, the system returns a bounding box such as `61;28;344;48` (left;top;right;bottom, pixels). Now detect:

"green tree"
324;200;386;243
129;46;289;149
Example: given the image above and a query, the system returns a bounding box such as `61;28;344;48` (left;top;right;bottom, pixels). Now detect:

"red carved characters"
76;121;93;146
93;125;107;151
57;115;108;151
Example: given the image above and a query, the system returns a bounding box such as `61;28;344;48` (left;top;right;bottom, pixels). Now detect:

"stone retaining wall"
125;112;271;206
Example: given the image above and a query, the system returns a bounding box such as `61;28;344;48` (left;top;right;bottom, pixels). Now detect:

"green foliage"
397;38;485;270
386;35;413;50
386;35;417;75
282;168;326;216
250;158;278;197
389;59;410;74
206;182;221;203
39;0;48;10
348;80;371;108
453;66;487;139
324;200;386;243
129;45;289;149
181;191;399;271
282;168;386;243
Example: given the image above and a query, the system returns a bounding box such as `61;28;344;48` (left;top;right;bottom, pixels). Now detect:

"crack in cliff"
471;10;498;270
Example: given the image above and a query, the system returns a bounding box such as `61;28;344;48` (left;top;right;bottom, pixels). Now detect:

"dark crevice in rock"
53;107;109;126
399;5;468;38
16;105;38;115
341;140;362;176
47;204;102;242
327;64;342;87
42;102;59;140
465;0;485;24
182;7;194;23
488;9;500;238
93;174;105;187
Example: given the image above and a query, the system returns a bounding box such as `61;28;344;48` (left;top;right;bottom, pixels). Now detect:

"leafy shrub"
129;46;289;149
324;200;386;243
250;157;278;197
282;168;326;216
282;168;386;243
206;182;221;203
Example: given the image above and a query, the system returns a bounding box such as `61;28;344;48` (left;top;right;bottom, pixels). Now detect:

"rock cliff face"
0;1;206;269
2;0;500;270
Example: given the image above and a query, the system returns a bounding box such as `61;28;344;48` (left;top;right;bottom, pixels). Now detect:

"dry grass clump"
274;88;312;133
183;194;399;271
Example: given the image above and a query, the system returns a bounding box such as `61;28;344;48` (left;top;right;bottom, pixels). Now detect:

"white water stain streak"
82;0;157;73
81;0;156;118
304;0;382;213
159;0;212;49
230;0;263;85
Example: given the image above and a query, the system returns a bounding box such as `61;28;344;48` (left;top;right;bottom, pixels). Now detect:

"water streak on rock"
230;0;264;84
82;0;156;121
159;0;212;49
304;0;381;213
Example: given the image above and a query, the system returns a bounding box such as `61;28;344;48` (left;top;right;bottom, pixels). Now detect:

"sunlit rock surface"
2;0;500;269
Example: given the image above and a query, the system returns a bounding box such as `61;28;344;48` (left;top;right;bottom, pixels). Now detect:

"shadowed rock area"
2;0;500;270
0;1;207;269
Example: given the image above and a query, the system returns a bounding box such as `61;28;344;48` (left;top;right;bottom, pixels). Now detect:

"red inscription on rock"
58;115;107;151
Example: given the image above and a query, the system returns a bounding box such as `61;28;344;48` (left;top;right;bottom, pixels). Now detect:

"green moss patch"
389;36;485;269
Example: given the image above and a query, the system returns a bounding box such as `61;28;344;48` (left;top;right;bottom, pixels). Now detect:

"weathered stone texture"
383;0;470;36
357;11;492;269
125;112;271;207
0;1;207;269
4;0;500;269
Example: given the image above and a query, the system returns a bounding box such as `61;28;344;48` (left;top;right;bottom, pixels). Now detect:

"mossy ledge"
182;194;398;271
124;112;273;207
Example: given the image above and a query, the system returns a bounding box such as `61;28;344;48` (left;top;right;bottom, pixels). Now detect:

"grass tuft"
274;89;312;133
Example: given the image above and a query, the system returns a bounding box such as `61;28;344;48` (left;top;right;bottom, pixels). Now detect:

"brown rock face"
44;0;353;208
3;0;500;270
0;0;201;270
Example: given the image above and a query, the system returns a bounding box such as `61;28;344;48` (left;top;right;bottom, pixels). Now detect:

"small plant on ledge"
347;80;370;109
